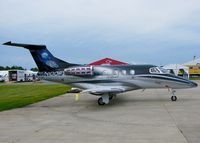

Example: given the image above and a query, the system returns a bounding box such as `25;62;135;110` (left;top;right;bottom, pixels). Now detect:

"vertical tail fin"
3;41;78;72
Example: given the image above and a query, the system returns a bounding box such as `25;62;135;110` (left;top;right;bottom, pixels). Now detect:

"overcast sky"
0;0;200;68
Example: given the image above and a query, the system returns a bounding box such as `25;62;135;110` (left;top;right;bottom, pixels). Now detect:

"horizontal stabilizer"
3;41;46;50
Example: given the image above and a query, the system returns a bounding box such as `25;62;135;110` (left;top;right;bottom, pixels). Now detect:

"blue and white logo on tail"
40;50;59;68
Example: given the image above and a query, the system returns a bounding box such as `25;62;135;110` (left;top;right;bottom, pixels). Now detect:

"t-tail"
3;41;78;72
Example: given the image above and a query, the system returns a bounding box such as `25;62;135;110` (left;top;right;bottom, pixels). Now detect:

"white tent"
0;70;9;81
183;58;200;66
163;64;189;79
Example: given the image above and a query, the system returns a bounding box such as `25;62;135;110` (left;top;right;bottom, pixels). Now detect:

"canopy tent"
183;58;200;78
163;64;189;79
183;58;200;66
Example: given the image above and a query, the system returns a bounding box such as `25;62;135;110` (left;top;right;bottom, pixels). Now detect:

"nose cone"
190;81;198;88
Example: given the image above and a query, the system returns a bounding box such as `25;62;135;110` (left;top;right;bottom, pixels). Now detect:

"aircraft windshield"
157;67;169;74
149;67;169;74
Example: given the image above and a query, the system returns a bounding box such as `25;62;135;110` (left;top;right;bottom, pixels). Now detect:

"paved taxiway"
0;81;200;143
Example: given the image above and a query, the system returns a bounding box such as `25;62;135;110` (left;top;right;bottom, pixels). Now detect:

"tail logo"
41;52;49;59
46;60;59;68
41;52;59;68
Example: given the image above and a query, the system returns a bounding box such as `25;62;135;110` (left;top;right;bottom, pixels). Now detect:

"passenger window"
122;70;127;75
130;70;135;75
113;70;119;75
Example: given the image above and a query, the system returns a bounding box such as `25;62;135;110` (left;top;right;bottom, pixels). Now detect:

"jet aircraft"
3;41;198;105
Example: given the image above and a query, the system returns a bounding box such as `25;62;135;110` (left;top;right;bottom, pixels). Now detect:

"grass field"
0;83;71;111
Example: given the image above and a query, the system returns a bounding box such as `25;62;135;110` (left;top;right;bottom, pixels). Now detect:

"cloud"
1;0;200;32
0;0;200;68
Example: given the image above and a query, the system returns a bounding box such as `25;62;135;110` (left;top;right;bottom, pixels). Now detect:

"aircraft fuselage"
39;64;197;93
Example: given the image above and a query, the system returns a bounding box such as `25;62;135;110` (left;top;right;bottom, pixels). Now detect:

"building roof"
89;58;127;66
183;58;200;66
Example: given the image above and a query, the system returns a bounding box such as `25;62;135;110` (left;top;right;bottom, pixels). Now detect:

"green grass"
0;83;71;111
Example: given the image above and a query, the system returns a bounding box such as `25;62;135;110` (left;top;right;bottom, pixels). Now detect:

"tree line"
0;66;38;71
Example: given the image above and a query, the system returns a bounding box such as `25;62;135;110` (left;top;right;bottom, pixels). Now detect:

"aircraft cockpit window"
149;67;169;74
149;67;160;74
157;67;169;74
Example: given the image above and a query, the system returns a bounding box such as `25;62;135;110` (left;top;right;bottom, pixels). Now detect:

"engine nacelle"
64;66;93;76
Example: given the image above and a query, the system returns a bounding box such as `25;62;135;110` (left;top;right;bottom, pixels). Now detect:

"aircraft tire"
98;97;105;105
171;96;177;101
109;95;113;100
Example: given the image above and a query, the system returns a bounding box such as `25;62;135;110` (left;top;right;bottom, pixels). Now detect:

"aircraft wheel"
109;95;113;100
171;96;177;101
98;97;105;105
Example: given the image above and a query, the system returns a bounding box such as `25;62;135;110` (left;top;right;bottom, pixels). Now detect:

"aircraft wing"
82;86;126;94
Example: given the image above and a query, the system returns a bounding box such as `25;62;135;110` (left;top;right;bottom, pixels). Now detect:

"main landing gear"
98;97;105;105
97;94;116;105
169;89;177;101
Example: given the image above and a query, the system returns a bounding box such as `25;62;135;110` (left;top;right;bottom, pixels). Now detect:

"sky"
0;0;200;69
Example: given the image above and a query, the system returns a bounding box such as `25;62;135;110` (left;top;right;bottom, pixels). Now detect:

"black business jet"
3;41;198;105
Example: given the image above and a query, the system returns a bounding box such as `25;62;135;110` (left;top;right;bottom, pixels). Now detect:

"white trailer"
0;70;9;82
9;70;25;82
0;70;38;82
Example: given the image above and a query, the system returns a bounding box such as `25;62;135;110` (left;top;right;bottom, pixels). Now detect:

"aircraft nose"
190;81;198;88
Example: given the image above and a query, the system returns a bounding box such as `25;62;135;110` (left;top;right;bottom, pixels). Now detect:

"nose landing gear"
171;95;177;101
168;88;177;101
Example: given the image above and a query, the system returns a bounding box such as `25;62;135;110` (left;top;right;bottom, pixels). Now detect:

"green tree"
0;66;25;70
0;66;5;70
30;67;39;72
10;66;24;70
5;66;10;70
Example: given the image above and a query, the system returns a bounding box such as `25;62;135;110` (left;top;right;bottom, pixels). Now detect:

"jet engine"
64;66;93;76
